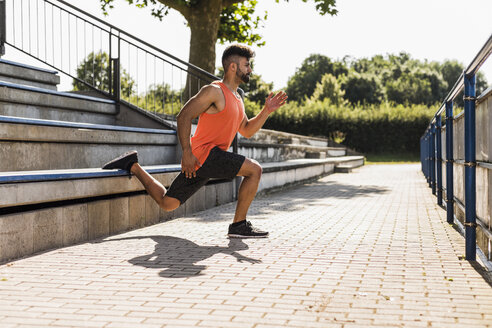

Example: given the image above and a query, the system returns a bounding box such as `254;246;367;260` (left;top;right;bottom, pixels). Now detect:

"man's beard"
237;70;250;83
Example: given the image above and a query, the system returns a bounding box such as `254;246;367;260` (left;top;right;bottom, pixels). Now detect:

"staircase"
0;59;363;263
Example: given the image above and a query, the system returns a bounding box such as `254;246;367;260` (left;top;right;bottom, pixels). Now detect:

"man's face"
235;57;252;83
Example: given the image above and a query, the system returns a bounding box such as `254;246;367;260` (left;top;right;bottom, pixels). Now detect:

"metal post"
109;29;113;95
427;132;432;186
436;115;443;205
425;133;429;180
430;124;436;195
0;0;6;57
420;137;424;174
112;58;120;100
445;101;454;224
464;74;476;261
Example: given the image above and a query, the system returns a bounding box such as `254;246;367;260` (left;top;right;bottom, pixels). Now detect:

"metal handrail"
53;0;217;81
421;32;492;262
3;0;219;118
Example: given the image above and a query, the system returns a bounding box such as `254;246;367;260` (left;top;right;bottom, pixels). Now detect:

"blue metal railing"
1;0;218;118
421;33;492;262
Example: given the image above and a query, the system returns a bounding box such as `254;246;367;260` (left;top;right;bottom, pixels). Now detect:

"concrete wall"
439;87;492;261
0;182;234;262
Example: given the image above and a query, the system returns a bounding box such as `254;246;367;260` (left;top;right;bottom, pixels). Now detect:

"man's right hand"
181;149;201;178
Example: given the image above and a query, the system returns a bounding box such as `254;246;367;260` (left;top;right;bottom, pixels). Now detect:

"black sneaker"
228;220;269;238
102;151;138;171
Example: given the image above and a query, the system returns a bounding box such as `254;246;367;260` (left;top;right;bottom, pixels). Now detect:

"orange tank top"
190;81;246;168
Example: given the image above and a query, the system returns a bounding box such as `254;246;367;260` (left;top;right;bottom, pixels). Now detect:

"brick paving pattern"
1;164;491;327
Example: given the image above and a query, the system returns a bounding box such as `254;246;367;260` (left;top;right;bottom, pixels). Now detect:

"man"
103;44;287;238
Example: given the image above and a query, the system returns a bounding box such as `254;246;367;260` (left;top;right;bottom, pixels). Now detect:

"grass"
365;152;420;165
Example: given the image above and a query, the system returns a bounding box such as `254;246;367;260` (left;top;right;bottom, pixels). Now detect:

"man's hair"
222;44;255;72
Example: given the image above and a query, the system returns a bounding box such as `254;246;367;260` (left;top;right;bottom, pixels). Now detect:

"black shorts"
166;146;246;204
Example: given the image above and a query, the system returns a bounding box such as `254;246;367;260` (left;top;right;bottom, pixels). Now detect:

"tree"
385;73;433;105
285;54;347;102
310;73;345;106
73;51;135;98
431;59;488;108
99;0;337;76
341;71;384;105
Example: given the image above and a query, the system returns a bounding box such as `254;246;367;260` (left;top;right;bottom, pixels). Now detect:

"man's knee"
237;158;262;179
159;196;180;212
249;159;262;179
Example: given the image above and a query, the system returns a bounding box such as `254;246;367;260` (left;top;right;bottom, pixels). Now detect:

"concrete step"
0;156;355;262
239;128;329;147
0;115;178;171
236;127;348;162
238;140;346;162
0;81;117;124
0;59;60;91
334;157;366;173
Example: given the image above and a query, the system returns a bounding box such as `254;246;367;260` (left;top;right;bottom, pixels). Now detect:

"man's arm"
238;91;288;138
176;85;220;178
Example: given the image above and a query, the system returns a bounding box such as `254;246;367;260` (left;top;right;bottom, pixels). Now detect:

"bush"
244;99;436;154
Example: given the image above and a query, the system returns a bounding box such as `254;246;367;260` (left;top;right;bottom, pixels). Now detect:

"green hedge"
245;99;436;154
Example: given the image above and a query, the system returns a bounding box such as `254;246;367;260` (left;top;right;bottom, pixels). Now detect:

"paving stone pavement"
1;164;492;328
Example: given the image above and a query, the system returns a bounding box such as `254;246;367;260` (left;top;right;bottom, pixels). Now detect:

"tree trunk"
182;0;222;102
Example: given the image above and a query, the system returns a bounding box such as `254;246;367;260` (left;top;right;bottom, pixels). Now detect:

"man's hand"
237;91;288;138
181;149;201;178
264;91;288;114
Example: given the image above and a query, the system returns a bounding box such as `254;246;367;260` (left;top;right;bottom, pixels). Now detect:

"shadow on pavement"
284;180;390;200
190;180;389;223
470;261;492;288
98;236;261;278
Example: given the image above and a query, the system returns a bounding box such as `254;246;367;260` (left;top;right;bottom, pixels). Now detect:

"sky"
3;0;492;91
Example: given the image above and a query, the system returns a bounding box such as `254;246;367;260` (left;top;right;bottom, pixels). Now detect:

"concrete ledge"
262;156;364;173
0;116;178;170
0;75;58;91
334;158;365;173
0;59;60;89
0;115;176;134
0;101;117;125
0;81;116;114
0;165;181;208
239;143;347;162
0;156;364;208
240;128;329;148
0;59;58;74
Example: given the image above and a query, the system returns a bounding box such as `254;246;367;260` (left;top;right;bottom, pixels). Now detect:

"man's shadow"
102;235;261;278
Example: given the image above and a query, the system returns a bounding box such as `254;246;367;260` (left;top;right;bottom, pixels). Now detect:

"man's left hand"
264;91;288;114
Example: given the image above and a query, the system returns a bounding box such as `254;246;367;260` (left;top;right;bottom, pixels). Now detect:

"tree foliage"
340;71;384;105
310;73;345;106
244;53;490;153
98;0;337;74
72;51;135;97
285;54;347;102
285;52;489;106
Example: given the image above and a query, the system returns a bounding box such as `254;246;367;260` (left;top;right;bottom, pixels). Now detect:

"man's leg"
233;158;262;223
130;163;180;212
